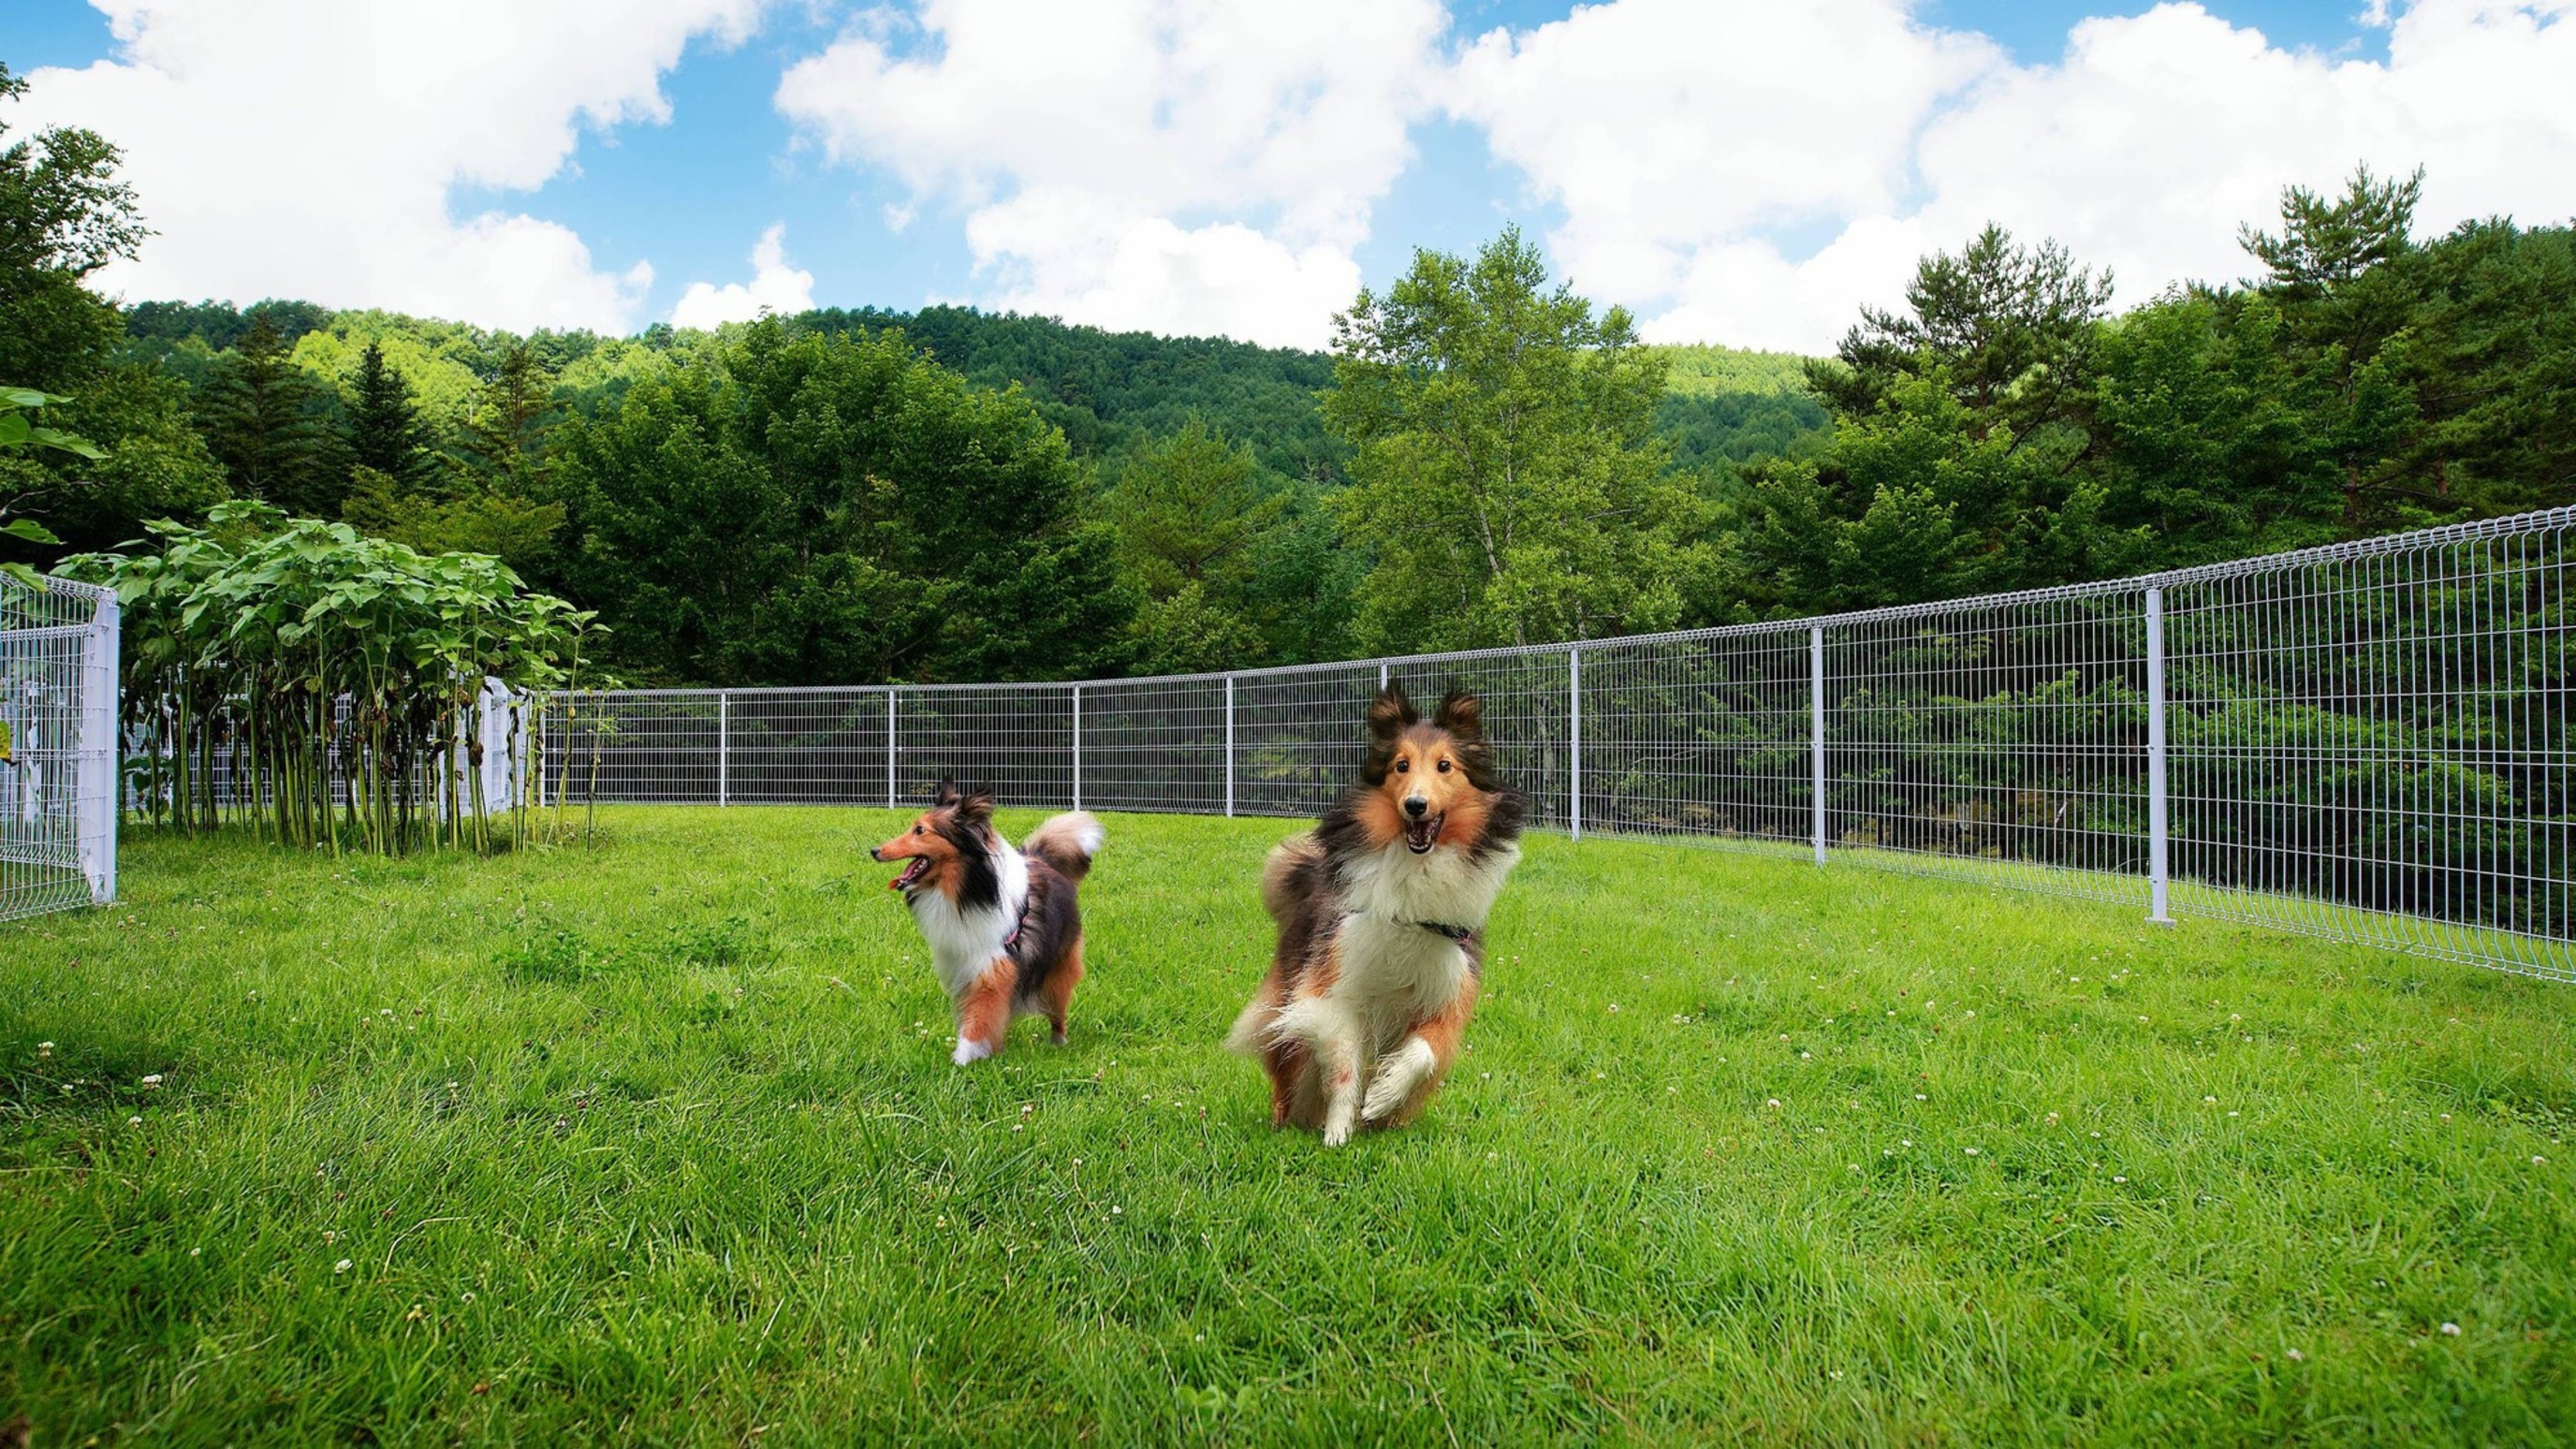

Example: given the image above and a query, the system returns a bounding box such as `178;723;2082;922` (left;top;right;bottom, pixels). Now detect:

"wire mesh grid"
1;570;118;924
1823;587;2152;902
529;506;2575;981
725;689;892;806
1075;675;1227;814
1579;625;1814;850
2163;519;2573;980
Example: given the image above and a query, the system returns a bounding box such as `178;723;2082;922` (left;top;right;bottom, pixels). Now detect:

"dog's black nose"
1403;797;1428;818
868;846;885;862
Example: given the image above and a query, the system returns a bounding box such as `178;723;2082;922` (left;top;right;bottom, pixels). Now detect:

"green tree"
1324;227;1711;651
193;315;345;516
1808;224;2113;443
343;340;568;573
1104;420;1283;596
550;319;1131;685
4;365;227;557
2241;165;2422;301
463;341;555;494
2375;218;2576;518
0;62;147;393
1099;418;1288;670
0;69;223;565
345;340;438;491
0;385;101;583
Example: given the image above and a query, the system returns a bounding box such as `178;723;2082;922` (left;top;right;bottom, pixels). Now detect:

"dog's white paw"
1321;1118;1353;1148
951;1037;995;1065
1362;1039;1434;1121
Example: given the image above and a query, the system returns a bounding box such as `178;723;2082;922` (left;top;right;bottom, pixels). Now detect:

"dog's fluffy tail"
1023;811;1104;883
1223;993;1273;1056
1261;833;1325;926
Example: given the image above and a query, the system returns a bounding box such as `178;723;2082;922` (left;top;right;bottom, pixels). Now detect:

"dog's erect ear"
1434;690;1485;743
957;783;997;823
1368;681;1418;743
932;777;961;808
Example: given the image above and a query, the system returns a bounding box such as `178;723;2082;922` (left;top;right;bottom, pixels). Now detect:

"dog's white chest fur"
1328;840;1519;1050
906;845;1028;998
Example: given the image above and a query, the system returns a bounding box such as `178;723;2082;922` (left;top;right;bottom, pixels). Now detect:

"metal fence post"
1379;662;1389;690
2145;587;2174;925
717;690;729;808
886;687;898;809
1568;646;1582;842
80;591;120;904
1223;674;1237;818
1070;683;1082;812
1809;624;1826;867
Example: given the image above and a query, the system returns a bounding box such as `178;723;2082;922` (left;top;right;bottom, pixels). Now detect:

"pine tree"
346;341;437;492
192;315;344;516
462;342;554;495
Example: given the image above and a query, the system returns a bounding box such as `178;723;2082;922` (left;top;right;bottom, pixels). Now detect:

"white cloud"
776;0;1445;346
10;0;760;333
1450;0;1998;308
671;222;817;329
1455;0;2576;352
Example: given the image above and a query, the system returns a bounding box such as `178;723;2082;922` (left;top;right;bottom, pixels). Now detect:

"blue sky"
10;2;2566;351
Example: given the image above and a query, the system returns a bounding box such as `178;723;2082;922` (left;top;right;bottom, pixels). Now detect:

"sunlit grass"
4;808;2570;1442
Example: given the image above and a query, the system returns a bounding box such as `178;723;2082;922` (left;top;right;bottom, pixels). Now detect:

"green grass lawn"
4;809;2571;1444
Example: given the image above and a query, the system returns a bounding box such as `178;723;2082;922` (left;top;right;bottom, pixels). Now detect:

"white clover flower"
2440;1323;2462;1337
1765;1099;1782;1109
127;1115;142;1126
334;1259;353;1274
2285;1348;2305;1362
141;1074;163;1088
1964;1147;1980;1156
36;1042;53;1057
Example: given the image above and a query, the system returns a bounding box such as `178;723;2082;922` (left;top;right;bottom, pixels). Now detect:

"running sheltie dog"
870;781;1104;1065
1227;684;1525;1145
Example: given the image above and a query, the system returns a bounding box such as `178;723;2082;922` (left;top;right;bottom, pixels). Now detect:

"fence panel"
895;684;1072;810
526;506;2574;981
725;688;894;806
1578;625;1814;850
1231;662;1381;819
1822;586;2152;902
1076;675;1227;814
2164;519;2573;978
2;570;118;923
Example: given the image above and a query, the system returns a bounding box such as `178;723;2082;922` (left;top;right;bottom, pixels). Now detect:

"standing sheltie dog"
870;781;1104;1065
1227;683;1525;1145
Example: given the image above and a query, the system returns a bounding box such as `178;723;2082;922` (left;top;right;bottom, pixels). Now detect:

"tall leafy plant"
57;501;604;855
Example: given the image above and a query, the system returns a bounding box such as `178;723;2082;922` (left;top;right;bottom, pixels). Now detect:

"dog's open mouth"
1404;812;1443;854
889;857;929;891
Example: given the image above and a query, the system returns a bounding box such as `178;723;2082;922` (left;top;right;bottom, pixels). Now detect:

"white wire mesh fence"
1;569;119;924
535;507;2573;981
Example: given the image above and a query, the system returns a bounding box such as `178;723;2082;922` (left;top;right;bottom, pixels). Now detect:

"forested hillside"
7;57;2570;687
